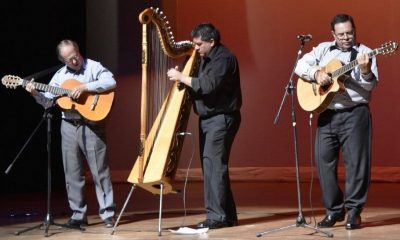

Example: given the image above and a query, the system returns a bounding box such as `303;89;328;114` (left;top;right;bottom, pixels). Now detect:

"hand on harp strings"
167;66;181;82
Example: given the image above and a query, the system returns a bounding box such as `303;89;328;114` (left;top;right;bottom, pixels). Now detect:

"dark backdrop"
0;0;86;192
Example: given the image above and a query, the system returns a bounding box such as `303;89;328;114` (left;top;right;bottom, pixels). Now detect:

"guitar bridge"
312;82;317;96
90;94;99;111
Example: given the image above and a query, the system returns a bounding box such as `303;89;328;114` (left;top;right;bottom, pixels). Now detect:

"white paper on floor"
169;227;209;235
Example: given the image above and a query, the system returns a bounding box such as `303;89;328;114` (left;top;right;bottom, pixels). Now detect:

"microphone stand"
256;39;333;238
4;64;63;174
6;101;65;237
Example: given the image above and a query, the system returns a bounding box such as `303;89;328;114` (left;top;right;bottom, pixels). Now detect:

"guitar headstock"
1;75;23;89
378;41;398;55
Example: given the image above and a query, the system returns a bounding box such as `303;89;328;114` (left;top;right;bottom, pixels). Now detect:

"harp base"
111;182;166;236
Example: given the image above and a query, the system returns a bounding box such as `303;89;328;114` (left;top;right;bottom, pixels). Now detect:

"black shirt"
191;44;242;118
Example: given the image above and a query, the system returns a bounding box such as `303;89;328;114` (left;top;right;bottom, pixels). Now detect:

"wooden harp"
127;8;198;195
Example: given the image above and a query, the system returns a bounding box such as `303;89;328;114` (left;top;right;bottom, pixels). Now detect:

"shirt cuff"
310;68;319;81
85;82;96;92
191;77;200;93
361;71;374;81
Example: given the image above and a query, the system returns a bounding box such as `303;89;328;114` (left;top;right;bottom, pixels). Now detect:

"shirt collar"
204;44;220;61
64;58;87;74
329;41;359;52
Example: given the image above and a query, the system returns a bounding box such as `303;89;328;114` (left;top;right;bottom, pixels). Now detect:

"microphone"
177;132;192;136
297;34;312;42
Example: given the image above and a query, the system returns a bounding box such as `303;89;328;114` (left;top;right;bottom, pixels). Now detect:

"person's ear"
331;30;336;39
210;39;215;47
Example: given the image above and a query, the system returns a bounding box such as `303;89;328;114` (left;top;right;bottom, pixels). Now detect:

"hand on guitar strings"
25;79;39;96
315;70;332;86
69;84;88;100
356;52;371;74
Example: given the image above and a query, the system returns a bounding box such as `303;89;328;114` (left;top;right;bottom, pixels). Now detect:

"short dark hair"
330;14;356;31
57;39;80;62
191;23;220;44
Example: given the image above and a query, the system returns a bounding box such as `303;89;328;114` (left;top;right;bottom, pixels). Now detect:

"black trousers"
199;112;241;222
316;104;371;216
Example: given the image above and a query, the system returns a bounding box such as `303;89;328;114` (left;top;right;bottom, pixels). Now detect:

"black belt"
326;104;368;113
63;118;97;126
63;119;84;126
200;110;240;120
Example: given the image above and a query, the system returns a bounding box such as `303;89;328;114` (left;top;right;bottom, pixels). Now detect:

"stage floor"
1;182;400;239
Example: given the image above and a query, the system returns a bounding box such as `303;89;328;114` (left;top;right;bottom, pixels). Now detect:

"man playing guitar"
295;14;378;230
25;39;117;229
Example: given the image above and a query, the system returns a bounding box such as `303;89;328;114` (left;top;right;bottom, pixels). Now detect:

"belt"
63;118;98;126
200;110;240;120
63;119;84;126
326;104;368;113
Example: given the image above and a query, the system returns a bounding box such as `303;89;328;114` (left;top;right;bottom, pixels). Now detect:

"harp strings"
147;26;174;134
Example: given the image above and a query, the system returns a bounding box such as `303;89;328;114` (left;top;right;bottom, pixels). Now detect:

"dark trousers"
199;112;241;222
316;104;371;216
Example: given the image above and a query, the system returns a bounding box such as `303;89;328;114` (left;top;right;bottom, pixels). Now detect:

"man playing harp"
168;23;242;229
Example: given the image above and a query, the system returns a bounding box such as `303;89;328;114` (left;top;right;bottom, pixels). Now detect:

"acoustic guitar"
297;41;398;113
1;75;114;121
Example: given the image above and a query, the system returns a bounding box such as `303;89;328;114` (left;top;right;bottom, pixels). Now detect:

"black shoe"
65;218;88;229
317;211;345;228
345;213;361;230
104;217;115;228
197;219;228;229
227;219;238;227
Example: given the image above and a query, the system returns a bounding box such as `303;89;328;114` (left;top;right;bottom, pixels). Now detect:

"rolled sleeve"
85;63;116;92
356;54;378;91
296;58;319;81
191;77;201;93
295;43;331;81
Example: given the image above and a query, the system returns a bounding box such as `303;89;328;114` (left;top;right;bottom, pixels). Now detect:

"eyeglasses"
63;54;79;63
334;30;355;39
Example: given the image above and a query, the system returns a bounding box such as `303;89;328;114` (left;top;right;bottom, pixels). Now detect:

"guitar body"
1;75;115;121
57;79;114;121
297;59;346;113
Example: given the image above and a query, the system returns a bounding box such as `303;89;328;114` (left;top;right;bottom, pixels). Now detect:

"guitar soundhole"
319;84;333;96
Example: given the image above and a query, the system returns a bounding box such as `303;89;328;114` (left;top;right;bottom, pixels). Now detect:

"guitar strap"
350;47;358;62
345;47;359;75
329;43;359;75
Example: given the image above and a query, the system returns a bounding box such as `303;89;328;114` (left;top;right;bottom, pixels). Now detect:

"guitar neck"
331;49;378;78
21;79;70;96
